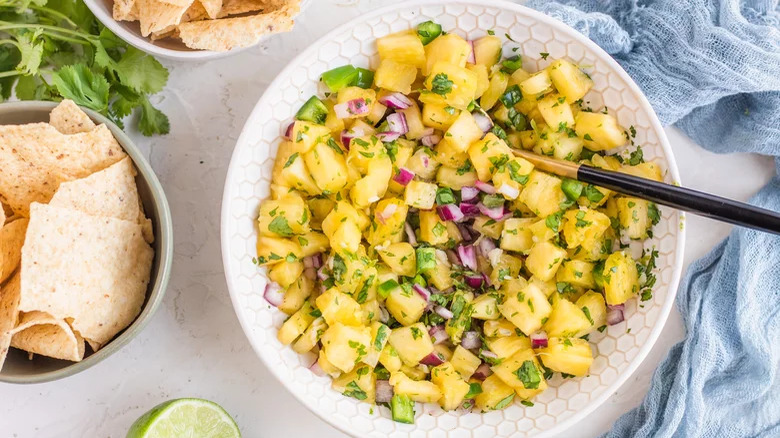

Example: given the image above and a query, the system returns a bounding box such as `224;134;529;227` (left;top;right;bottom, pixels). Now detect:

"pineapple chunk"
337;87;378;118
368;198;408;246
436;166;478;190
485;336;532;359
297;231;329;257
468;64;490;98
480;70;509;110
318;349;343;377
347;135;384;175
556;259;597;289
450;345;481;379
483;319;518;337
548;59;593;103
424;62;479;110
467;133;513;182
329;217;361;253
378;242;416;277
419;210;449;245
576;290;608;332
518;170;567;217
617;197;658;240
472;216;506;240
377;30;426;68
562;208;611;248
536;94;575;130
385;283;427;326
489;252;523;285
279;276;314;315
500;218;536;253
424;33;471;75
475;374;515;412
379;344;403;372
280;151;322;196
603;251;639;305
255;236;302;266
542;296;592;338
405;148;439;180
574;111;626;151
538;337;594;376
277;300;316;345
257;194;311;237
292;316;327;354
390;371;442;403
444;111;485;153
291;121;331;153
404;180;438;209
269;260;303;289
350;155;393;208
473;35;502;67
333;365;376;403
374;59;417;94
431;362;471;410
321;201;369;237
388;323;434;365
492;157;535;200
320;323;373;373
399;101;427;140
363;321;391;367
445;290;474;344
470;294;500;320
316;287;364;326
621;161;664;182
499;280;552;335
422;103;460;129
525;240;567;281
433;138;470;168
519;70;553;96
304;140;349;193
491;349;547;393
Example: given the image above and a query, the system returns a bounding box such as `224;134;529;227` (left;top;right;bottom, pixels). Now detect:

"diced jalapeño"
561;178;584;200
378;279;399;299
352;68;375;89
417;20;443;45
502;55;523;73
391;394;415;424
321;65;358;92
295;96;328;125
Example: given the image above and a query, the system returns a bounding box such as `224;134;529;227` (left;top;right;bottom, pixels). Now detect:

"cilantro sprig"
0;0;170;135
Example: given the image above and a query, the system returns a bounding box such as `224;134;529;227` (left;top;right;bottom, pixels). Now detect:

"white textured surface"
0;1;775;437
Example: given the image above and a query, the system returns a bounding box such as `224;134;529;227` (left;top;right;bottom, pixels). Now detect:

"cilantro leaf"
139;97;170;136
431;73;453;95
51;63;110;113
268;215;294;237
115;47;169;94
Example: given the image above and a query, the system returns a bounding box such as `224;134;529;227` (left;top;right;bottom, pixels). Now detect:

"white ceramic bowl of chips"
83;0;311;61
0;101;173;384
221;1;686;436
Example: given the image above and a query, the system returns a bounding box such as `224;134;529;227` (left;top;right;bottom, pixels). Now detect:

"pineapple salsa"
256;21;662;423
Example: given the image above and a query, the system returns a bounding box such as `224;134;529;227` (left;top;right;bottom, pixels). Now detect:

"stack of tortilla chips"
0;101;154;369
113;0;301;51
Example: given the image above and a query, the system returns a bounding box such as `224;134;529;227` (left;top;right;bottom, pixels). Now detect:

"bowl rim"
221;1;686;436
0;100;174;384
81;0;312;61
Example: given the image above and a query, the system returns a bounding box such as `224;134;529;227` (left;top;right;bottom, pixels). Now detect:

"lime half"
127;398;241;438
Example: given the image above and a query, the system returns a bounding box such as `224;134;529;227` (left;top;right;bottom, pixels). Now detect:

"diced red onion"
482;272;492;287
378;93;413;110
435;249;450;267
421;154;430;168
405;222;418;246
284;122;294;140
497;184;520;199
420;351;446;366
264;283;284;307
472;111;494;133
607;304;625;326
457;245;478;271
467;40;476;64
421;134;442;147
446;249;460;266
376;380;394;403
317;266;328;281
438;204;465;222
457;224;473;241
461;186;479;202
333;103;350;119
464;274;484;289
393;167;415;186
338;98;369;117
340;128;364;149
377;131;401;142
461;331;482;350
413;283;431;302
303;254;321;269
420;127;435;137
304;267;317;281
460;202;480;217
530;331;548;349
429;324;448;343
309;361;326;377
478;202;506;220
477;237;497;257
435;306;454;321
496;327;513;337
475;180;496;194
487;248;504;267
481;350;498;360
473;363;492;380
386;112;409;135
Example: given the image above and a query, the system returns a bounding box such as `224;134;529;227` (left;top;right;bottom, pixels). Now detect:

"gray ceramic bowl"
0;101;173;384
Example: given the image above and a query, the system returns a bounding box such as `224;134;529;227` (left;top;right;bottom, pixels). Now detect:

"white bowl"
221;1;686;436
83;0;311;61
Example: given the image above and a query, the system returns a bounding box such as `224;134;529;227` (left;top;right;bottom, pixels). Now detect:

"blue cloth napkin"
525;0;780;437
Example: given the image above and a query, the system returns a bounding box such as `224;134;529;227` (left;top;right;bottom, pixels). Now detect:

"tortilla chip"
49;157;154;243
150;0;208;39
18;203;153;348
0;218;28;285
137;0;195;36
0;123;126;215
9;312;85;362
177;0;297;51
49;100;96;135
200;0;222;18
113;0;139;21
0;273;21;370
